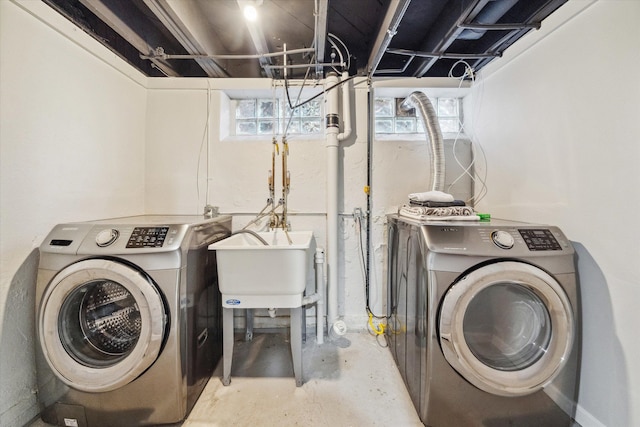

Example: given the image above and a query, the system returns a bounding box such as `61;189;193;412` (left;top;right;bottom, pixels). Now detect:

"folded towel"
408;190;454;203
409;199;466;208
398;204;479;222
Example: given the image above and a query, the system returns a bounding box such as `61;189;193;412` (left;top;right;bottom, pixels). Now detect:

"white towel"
408;190;454;203
398;204;479;222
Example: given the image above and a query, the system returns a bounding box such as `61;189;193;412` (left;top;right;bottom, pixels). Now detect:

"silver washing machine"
386;215;581;427
35;215;231;427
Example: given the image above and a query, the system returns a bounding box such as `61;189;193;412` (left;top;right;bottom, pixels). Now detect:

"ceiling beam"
314;0;328;78
366;0;412;77
143;0;229;78
412;0;491;77
78;0;180;77
237;0;274;78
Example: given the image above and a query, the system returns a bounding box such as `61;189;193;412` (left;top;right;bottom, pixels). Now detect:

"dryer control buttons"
126;226;169;248
96;228;119;247
519;229;562;251
491;230;514;249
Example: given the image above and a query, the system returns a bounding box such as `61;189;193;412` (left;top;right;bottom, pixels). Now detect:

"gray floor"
186;330;422;426
31;330;422;427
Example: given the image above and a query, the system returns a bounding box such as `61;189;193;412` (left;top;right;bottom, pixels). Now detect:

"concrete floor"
31;330;422;427
185;330;421;427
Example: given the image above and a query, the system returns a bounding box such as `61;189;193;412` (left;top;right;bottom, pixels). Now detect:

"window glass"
375;98;395;117
375;96;462;135
236;100;256;119
234;98;323;136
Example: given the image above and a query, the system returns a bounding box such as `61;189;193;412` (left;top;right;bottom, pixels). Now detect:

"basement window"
375;97;461;134
234;99;323;136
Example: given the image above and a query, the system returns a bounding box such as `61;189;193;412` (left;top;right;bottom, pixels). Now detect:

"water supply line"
325;71;352;340
400;92;445;191
280;137;292;244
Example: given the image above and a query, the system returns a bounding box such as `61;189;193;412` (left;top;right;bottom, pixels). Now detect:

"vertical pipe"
325;73;340;336
315;248;325;344
324;72;351;340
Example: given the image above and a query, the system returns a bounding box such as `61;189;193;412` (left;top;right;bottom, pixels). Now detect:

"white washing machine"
387;215;581;427
35;215;231;427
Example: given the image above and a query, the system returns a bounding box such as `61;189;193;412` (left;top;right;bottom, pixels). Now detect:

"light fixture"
243;5;258;21
241;0;263;22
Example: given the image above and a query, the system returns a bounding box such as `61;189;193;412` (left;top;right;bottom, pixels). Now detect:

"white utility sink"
209;230;316;308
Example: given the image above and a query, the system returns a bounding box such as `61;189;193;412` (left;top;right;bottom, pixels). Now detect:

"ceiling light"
243;5;258;21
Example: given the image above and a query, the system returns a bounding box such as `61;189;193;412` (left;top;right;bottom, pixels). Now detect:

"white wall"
0;2;148;425
466;1;640;426
144;78;371;326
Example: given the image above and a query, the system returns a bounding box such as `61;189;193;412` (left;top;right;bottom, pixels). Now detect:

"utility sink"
209;230;316;308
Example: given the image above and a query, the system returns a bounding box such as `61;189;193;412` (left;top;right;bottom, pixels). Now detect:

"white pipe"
324;72;350;340
338;71;352;142
301;247;324;343
315;248;324;344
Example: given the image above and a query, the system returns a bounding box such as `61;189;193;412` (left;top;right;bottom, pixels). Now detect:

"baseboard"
574;404;606;427
544;384;605;427
545;383;576;418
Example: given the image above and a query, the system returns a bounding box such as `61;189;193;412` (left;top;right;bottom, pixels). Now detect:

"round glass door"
59;279;142;367
38;258;166;392
439;261;574;397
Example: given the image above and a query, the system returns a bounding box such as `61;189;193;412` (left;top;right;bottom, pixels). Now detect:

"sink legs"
222;307;233;386
290;306;303;387
221;306;303;387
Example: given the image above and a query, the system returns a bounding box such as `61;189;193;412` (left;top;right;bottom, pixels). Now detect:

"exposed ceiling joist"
78;0;180;77
314;0;329;79
142;0;229;78
412;0;491;78
366;0;412;77
45;0;569;79
237;0;274;78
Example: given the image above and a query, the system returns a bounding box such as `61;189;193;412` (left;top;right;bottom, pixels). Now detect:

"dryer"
386;215;581;427
35;215;231;427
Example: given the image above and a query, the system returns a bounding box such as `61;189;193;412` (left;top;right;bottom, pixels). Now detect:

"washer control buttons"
96;228;119;247
491;230;514;249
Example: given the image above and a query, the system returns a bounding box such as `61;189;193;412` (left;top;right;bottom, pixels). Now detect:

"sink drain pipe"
302;247;325;344
325;71;351;340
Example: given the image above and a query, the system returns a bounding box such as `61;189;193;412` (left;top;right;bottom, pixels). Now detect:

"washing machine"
386;215;581;427
35;214;231;427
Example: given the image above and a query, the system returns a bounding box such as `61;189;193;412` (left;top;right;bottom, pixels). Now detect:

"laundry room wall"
144;77;371;327
0;2;148;425
465;1;640;426
143;78;471;330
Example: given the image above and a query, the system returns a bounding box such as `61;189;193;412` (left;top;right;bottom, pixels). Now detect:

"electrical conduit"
325;71;351;340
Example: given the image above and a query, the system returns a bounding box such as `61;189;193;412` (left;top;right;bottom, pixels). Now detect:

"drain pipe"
302;247;325;344
325;71;351;340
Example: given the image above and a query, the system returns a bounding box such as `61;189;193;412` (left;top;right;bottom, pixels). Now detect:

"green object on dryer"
477;213;491;221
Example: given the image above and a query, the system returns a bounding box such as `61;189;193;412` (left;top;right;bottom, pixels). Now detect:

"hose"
400;92;445;192
229;230;269;245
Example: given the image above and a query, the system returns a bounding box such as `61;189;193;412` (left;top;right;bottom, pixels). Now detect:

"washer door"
38;258;167;393
439;261;574;397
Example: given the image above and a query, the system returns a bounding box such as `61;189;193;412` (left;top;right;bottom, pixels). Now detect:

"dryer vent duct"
400;92;445;192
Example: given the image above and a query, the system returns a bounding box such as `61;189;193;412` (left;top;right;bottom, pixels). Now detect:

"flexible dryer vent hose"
400;92;445;192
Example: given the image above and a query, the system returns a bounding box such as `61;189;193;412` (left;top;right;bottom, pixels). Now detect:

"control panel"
518;229;562;251
126;227;170;248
